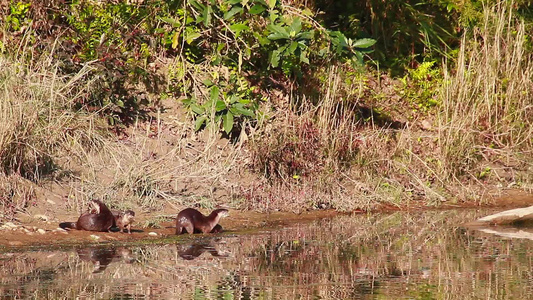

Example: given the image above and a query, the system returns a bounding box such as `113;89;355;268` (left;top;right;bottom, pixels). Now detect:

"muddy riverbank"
1;191;531;250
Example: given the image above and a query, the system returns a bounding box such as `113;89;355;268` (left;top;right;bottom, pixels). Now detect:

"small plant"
5;1;31;32
266;17;314;69
400;60;441;111
182;78;258;134
163;0;375;134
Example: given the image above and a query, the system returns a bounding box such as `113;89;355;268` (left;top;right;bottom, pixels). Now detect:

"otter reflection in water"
76;247;135;273
177;239;228;260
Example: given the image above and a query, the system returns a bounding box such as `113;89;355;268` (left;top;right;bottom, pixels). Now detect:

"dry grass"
62;118;246;214
1;36;245;218
0;43;106;176
1;3;531;219
243;2;533;212
437;2;533;186
0;39;108;219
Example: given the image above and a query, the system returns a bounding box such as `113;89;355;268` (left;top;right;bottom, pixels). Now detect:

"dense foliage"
1;0;532;212
1;0;375;131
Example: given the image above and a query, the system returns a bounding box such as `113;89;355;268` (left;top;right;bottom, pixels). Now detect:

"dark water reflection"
1;209;532;299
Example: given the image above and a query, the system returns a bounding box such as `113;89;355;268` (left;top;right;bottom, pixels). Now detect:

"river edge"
1;191;531;251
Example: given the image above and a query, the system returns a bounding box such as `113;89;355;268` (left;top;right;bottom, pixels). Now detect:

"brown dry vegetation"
242;3;533;211
0;2;532;230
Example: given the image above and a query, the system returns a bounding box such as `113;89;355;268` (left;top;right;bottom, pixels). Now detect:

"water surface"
1;209;531;299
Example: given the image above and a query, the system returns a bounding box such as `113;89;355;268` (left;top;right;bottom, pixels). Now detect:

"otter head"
123;210;136;223
213;208;229;218
88;200;101;214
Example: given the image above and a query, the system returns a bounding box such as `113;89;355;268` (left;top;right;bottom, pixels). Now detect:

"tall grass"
246;2;533;212
0;51;103;179
438;2;533;185
0;38;106;219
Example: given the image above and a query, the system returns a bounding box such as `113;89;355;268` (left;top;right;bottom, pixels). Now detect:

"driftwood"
477;227;533;241
477;206;533;225
466;205;533;226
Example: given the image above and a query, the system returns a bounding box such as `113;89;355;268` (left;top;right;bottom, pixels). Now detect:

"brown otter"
112;210;135;234
211;224;223;233
175;208;229;234
59;200;115;232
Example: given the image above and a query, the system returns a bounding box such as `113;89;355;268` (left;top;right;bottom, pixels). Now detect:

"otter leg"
176;224;185;234
126;223;131;234
176;217;194;234
184;222;194;234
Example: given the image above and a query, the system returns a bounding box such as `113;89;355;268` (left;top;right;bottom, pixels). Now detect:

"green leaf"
171;32;179;49
269;10;279;23
249;4;266;14
297;30;314;40
202;79;214;87
222;112;234;134
267;24;289;40
203;5;212;26
287;41;298;54
231;106;255;117
267;0;276;9
185;16;195;25
318;47;328;56
185;30;201;44
270;49;281;67
189;0;205;11
195;116;207;131
354;51;364;65
289;18;302;36
267;32;288;40
229;94;239;104
300;50;309;64
353;38;376;49
302;7;313;16
215;100;226;112
190;103;205;115
160;17;179;27
210;86;220;102
230;23;249;37
256;33;271;46
224;6;243;20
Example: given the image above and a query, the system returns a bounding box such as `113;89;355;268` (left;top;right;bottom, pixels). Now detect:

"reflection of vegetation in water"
0;210;531;299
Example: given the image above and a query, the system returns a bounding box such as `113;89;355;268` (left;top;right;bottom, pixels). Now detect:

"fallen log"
473;206;533;226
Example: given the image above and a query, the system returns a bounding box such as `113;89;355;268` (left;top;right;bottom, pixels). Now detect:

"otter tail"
59;222;78;230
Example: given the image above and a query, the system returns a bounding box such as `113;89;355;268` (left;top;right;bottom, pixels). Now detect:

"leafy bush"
164;0;375;134
2;0;375;133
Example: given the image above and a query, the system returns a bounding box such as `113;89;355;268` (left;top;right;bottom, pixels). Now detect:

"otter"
112;210;135;234
211;224;223;233
175;208;229;234
59;200;115;232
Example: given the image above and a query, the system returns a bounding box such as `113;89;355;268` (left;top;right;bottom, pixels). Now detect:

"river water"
1;209;532;299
